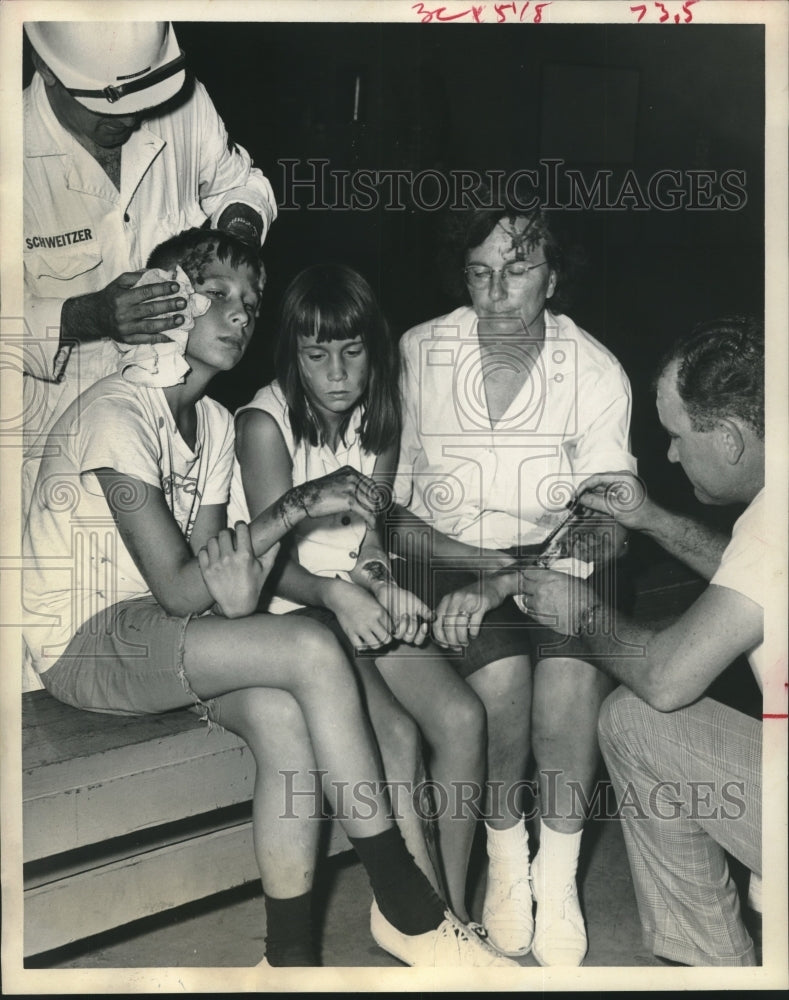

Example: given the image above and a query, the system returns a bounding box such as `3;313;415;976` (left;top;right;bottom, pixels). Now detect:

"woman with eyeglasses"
389;194;636;967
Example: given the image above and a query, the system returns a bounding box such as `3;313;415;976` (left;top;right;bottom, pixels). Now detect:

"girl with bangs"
228;263;486;927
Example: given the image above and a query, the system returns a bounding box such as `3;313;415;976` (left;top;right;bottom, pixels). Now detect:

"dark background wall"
177;21;764;524
24;21;765;526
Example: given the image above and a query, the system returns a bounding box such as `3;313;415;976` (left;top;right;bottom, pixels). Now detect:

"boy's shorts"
38;595;217;721
391;552;634;679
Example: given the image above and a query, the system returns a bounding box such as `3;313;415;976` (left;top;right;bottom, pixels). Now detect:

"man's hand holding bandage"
514;568;600;638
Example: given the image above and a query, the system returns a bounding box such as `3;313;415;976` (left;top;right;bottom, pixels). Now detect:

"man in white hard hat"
23;21;277;500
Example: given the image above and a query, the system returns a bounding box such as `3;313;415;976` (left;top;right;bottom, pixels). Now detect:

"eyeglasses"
463;261;548;288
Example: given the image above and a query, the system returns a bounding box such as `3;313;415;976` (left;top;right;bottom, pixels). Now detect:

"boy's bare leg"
209;686;321;897
183;614;392;838
209;686;322;966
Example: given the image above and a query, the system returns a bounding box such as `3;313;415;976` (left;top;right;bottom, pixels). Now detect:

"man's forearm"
60;293;105;344
499;564;673;708
638;503;728;580
568;600;668;705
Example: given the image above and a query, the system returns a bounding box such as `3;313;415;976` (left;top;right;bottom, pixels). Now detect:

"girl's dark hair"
275;263;400;454
437;186;581;314
146;228;264;289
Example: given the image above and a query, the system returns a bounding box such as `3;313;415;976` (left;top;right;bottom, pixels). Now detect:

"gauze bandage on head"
116;266;210;387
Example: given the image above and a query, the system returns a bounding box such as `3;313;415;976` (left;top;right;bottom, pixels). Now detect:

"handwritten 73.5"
630;1;699;23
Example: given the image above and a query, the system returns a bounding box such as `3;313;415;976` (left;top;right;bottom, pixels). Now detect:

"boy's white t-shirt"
228;381;376;613
23;372;235;675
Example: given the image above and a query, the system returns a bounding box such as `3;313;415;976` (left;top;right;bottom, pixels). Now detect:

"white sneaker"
531;877;587;967
370;901;519;966
482;860;534;956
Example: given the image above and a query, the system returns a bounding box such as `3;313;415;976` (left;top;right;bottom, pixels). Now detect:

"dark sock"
263;889;319;966
349;826;446;935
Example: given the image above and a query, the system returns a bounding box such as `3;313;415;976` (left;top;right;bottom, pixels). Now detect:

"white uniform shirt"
23;72;276;451
228;382;376;613
710;489;772;691
23;373;235;675
394;306;636;549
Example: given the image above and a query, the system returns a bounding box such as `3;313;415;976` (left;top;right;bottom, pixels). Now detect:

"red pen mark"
413;0;550;23
533;1;551;23
411;3;477;23
630;0;698;23
495;1;516;22
682;0;698;22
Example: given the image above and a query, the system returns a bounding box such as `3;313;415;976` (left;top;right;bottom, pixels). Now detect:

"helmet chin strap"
65;50;186;106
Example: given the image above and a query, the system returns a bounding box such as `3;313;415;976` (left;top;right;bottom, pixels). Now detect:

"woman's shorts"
392;553;634;679
38;595;216;720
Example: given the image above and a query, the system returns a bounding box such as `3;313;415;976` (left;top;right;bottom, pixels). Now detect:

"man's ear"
31;50;57;87
717;418;745;464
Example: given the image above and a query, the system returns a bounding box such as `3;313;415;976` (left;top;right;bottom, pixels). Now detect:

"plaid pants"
598;686;761;966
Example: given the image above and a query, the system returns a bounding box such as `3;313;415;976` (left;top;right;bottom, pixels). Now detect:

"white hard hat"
25;21;185;115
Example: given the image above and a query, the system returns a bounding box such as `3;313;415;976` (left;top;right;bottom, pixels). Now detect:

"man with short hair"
509;316;775;965
23;21;276;500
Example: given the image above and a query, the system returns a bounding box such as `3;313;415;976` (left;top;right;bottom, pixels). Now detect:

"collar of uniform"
25;72;165;204
25;74;68;157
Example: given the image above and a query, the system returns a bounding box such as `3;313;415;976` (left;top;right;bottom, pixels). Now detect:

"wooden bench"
22;689;350;958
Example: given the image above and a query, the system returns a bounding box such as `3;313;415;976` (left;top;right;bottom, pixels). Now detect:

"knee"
292;619;356;695
469;656;532;721
429;689;487;751
532;657;608;740
597;685;657;764
233;687;306;742
381;705;421;758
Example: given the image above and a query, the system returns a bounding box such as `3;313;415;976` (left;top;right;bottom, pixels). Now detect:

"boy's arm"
97;460;380;619
189;502;230;554
187;503;269;618
96;469;219;617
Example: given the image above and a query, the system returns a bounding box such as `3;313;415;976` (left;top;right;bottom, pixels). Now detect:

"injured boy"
22;228;516;968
